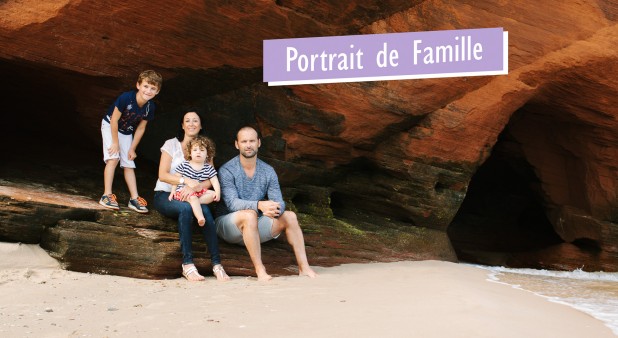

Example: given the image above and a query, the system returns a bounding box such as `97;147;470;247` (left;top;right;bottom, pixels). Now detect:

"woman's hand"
184;177;200;189
177;185;196;202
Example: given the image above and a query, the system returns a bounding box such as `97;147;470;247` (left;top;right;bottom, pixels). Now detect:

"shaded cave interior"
0;60;155;201
1;61;86;153
447;118;563;265
447;99;607;266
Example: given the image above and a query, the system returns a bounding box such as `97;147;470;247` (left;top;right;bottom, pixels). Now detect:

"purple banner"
264;28;507;86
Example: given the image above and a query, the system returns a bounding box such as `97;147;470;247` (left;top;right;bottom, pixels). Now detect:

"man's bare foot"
182;264;205;281
257;273;273;281
256;266;273;281
213;264;231;282
198;218;205;226
299;265;317;278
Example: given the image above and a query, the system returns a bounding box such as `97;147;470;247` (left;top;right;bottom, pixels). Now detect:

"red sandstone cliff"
0;0;616;274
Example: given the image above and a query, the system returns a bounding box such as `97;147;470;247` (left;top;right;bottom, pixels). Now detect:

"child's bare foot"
212;264;231;282
198;218;206;226
299;265;317;278
182;264;205;281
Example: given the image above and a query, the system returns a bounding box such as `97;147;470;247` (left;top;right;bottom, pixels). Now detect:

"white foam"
471;264;618;335
478;265;618;282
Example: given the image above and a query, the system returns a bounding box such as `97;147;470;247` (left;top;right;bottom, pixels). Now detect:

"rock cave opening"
447;117;564;266
329;191;348;218
328;157;392;221
1;60;84;148
0;60;117;197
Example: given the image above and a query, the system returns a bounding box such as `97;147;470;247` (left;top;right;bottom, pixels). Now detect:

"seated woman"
152;110;230;281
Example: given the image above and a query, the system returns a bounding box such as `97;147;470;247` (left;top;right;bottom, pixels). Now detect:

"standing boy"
99;70;162;213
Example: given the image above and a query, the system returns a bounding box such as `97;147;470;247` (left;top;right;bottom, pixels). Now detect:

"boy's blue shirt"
102;91;155;135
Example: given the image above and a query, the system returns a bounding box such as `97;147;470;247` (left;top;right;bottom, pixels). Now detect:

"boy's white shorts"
101;120;136;168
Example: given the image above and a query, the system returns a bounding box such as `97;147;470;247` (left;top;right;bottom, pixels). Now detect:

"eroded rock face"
0;182;454;279
1;0;617;272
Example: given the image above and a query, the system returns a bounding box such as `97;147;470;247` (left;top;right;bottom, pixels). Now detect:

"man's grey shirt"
216;155;286;217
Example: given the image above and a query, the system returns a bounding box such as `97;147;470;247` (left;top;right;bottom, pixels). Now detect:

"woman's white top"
153;138;185;192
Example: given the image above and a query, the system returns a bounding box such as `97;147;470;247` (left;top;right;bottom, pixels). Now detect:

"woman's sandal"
213;264;231;281
182;264;205;281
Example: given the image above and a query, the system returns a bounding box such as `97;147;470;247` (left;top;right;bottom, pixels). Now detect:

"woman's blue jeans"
153;191;221;266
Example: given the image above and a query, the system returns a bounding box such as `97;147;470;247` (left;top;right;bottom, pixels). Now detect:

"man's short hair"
236;125;260;140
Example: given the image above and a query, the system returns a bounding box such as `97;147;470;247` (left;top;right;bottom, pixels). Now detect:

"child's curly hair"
185;136;216;162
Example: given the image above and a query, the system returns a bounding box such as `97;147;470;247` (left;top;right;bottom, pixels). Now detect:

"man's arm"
219;167;259;212
266;167;286;215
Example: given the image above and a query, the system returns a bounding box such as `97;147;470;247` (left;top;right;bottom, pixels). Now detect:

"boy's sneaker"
99;194;119;210
128;196;149;213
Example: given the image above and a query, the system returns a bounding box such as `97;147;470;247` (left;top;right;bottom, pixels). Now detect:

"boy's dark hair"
138;70;163;89
185;136;216;162
176;108;207;142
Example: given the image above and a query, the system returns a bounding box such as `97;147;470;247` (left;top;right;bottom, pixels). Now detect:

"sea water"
473;265;618;335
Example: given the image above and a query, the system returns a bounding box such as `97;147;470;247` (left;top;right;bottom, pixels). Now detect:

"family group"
99;70;317;282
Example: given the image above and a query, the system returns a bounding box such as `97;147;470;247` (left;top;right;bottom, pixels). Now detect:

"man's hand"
258;200;281;218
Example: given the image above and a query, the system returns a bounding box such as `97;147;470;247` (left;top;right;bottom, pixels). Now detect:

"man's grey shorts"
215;211;280;245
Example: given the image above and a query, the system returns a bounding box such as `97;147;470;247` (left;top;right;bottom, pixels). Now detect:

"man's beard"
241;149;257;158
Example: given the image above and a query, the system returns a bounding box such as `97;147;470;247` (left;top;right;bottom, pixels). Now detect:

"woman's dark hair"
176;108;207;142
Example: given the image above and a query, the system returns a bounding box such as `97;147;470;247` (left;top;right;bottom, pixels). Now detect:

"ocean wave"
470;264;618;335
474;264;618;282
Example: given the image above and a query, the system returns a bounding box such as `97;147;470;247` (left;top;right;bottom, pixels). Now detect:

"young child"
169;136;221;226
99;70;162;213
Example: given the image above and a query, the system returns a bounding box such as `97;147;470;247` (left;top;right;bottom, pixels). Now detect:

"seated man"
215;126;317;281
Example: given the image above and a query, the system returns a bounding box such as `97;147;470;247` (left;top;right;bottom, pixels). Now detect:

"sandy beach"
0;242;613;338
